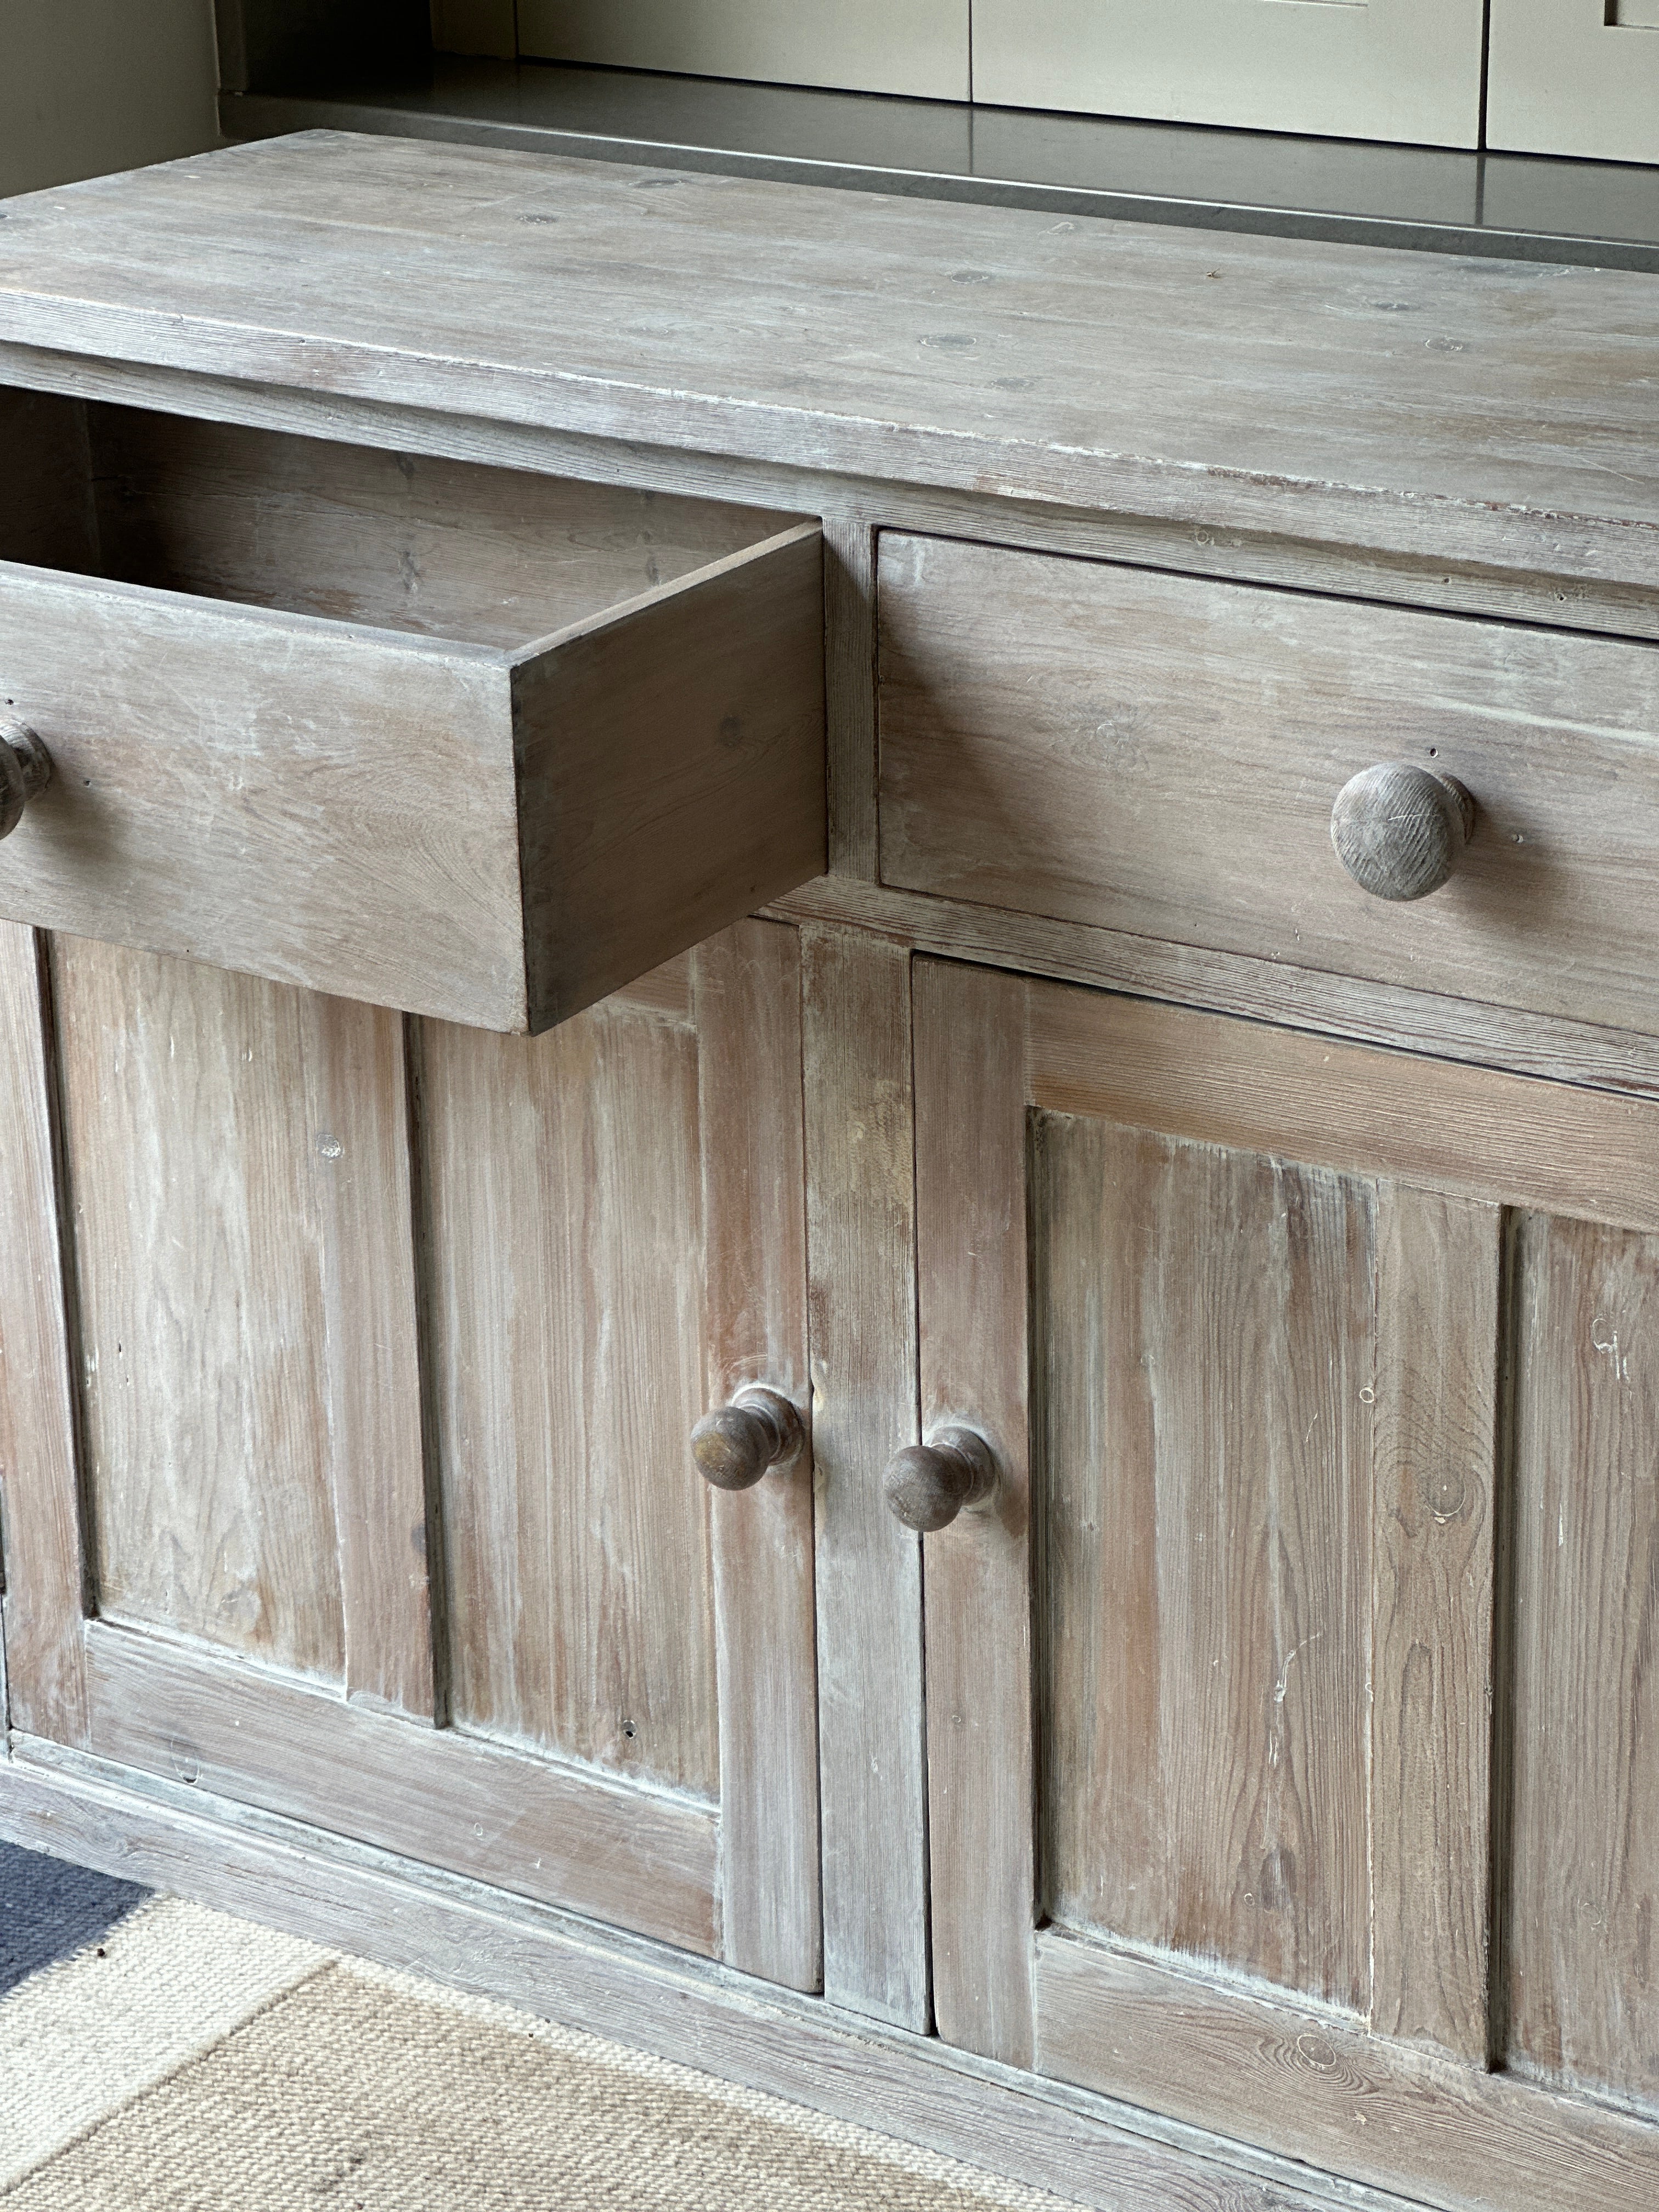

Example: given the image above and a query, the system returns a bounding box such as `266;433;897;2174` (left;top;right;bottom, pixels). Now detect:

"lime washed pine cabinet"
1;128;1657;2212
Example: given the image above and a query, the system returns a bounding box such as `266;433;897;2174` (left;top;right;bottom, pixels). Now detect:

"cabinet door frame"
0;918;820;1988
912;953;1659;2210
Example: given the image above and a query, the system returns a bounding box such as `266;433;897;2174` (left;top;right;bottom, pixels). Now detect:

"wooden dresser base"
0;1741;1408;2212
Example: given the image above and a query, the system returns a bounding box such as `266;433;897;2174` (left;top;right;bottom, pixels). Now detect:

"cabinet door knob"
0;722;52;842
691;1385;804;1491
883;1426;997;1532
1330;763;1474;902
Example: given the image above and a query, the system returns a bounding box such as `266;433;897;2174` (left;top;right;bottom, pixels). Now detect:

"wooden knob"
1330;763;1474;902
691;1385;804;1492
883;1426;997;1533
0;721;51;842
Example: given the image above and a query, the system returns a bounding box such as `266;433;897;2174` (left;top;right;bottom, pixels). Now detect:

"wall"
0;1;221;199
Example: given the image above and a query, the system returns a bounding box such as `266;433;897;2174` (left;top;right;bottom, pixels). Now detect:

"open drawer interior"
0;390;826;1030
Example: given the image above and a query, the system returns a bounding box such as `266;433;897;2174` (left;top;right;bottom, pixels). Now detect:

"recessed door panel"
0;919;820;1987
1488;0;1659;163
912;958;1659;2210
972;0;1486;148
1035;1120;1373;2011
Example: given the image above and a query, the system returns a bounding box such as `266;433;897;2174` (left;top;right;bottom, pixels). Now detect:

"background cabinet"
910;957;1659;2212
1488;0;1659;163
972;0;1486;148
515;1;971;101
0;918;820;1988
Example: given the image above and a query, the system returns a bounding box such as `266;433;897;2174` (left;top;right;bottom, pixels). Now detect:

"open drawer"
0;392;825;1031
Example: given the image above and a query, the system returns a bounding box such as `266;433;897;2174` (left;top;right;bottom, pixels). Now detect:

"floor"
0;1842;1085;2211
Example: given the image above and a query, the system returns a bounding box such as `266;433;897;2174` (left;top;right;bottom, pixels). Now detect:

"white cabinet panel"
972;0;1485;149
517;1;970;101
1488;0;1659;163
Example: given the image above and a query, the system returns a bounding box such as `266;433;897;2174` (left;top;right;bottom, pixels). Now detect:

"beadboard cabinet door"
0;918;820;1989
972;0;1486;147
910;958;1659;2212
1487;0;1659;164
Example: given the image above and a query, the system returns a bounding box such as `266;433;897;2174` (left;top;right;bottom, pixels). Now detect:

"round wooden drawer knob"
1330;762;1475;902
691;1385;804;1491
883;1426;997;1533
0;721;52;842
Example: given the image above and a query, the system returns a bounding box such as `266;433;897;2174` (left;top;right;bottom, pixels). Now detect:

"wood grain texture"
878;534;1659;1036
769;874;1659;1106
86;403;789;649
1033;1116;1373;2009
11;343;1655;656
52;940;345;1682
417;985;719;1801
0;411;819;1032
79;1623;718;1955
1369;1187;1500;2061
1;1756;1410;2212
1036;1931;1659;2212
0;922;86;1744
800;925;928;2030
515;524;826;1030
300;994;433;1719
692;919;821;1992
911;958;1035;2063
0;565;527;1027
0;386;97;574
1;133;1656;589
1027;983;1659;1233
821;512;877;878
1506;1211;1659;2109
1329;764;1472;907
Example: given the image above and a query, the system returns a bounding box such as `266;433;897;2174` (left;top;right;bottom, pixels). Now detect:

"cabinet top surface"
0;131;1655;584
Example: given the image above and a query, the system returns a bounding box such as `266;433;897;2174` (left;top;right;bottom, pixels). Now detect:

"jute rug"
0;1876;1085;2211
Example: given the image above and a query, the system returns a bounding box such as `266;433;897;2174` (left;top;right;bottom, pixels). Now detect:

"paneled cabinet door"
911;959;1659;2212
0;918;819;1990
971;0;1486;147
1487;0;1659;163
516;2;971;100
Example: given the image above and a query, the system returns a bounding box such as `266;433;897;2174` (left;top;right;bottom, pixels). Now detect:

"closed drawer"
0;394;825;1032
878;533;1659;1036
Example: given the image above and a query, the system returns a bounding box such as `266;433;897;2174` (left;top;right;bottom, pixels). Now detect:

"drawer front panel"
0;397;825;1035
878;534;1659;1036
0;565;527;1026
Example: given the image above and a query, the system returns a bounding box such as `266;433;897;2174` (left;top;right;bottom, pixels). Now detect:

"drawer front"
878;533;1659;1036
0;396;826;1035
0;566;528;1028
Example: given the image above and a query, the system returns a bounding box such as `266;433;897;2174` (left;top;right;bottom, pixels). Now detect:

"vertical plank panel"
801;924;928;2028
823;511;877;878
52;940;346;1684
0;923;86;1744
912;957;1034;2064
1370;1185;1500;2060
420;994;719;1798
1508;1211;1659;2108
1036;1122;1373;2009
301;994;433;1719
693;919;822;1992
